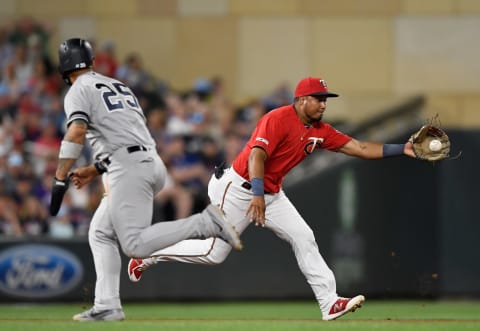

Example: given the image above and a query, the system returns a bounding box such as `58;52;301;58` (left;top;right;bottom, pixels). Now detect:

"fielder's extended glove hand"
50;176;70;216
409;125;450;161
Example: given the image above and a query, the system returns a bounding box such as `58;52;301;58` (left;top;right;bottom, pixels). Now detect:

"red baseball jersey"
232;104;352;193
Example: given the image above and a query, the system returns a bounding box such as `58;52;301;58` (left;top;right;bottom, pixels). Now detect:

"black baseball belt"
100;145;149;166
214;162;272;194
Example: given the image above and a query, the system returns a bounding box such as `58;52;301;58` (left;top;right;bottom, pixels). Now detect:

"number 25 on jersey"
96;82;140;111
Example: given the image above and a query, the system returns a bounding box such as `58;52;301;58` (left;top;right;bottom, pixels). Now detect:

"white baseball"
429;139;442;152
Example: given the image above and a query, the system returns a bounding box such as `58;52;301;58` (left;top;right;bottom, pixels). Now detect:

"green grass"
0;300;479;331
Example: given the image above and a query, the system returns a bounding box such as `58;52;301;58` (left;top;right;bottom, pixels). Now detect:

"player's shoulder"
314;121;348;138
76;71;120;87
264;104;295;120
312;121;334;132
315;121;331;129
66;72;105;101
253;105;295;136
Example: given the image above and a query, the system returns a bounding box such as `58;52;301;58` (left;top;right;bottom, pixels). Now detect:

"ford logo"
0;244;83;298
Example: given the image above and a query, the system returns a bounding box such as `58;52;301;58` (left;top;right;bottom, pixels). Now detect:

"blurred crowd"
0;17;293;238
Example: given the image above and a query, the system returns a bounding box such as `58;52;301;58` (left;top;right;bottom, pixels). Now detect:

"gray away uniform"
64;71;232;310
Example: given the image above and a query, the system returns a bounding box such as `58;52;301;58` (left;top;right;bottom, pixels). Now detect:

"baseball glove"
409;125;450;161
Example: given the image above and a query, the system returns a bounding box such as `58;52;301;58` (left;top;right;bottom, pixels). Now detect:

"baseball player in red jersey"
127;77;416;321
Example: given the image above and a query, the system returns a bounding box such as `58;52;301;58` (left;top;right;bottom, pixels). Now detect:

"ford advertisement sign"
0;244;83;299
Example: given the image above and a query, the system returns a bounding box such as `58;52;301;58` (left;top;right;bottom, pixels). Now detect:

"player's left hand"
70;164;99;189
409;125;451;161
246;196;266;227
403;141;416;158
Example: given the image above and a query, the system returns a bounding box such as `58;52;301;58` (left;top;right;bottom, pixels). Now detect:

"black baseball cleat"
205;204;243;251
73;307;125;321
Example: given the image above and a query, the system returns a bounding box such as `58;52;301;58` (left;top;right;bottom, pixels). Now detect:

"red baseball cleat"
128;258;146;282
322;295;365;321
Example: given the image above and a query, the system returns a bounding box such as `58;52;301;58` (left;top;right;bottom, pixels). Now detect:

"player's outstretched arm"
337;139;383;159
337;138;415;159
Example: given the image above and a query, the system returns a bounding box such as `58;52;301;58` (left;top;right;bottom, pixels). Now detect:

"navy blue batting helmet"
58;38;94;85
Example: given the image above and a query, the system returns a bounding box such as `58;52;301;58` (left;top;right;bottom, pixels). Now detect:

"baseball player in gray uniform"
50;38;242;322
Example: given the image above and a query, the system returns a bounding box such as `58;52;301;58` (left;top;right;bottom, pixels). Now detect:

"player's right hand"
246;196;266;227
70;164;99;189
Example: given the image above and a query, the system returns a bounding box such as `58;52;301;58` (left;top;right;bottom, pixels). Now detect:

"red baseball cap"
294;77;339;98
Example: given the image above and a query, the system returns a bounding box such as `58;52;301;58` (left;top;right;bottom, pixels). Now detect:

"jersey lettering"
95;82;140;111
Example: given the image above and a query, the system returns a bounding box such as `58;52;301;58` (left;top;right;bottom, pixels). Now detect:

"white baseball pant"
149;167;339;313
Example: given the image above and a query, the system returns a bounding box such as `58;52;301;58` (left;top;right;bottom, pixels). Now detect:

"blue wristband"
251;178;264;196
382;144;405;158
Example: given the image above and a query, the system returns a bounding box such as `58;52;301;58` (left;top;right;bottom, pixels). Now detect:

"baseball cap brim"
309;92;339;98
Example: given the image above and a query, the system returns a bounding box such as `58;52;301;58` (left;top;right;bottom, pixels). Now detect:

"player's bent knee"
119;238;147;259
122;247;144;259
121;245;148;259
89;227;112;244
289;228;316;248
206;249;229;265
204;239;232;264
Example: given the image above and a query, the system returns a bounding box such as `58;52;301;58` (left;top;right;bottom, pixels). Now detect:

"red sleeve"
250;115;284;157
320;123;352;151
